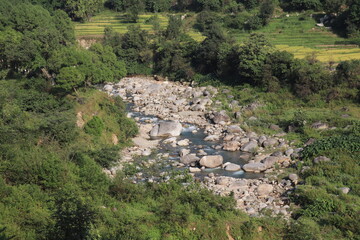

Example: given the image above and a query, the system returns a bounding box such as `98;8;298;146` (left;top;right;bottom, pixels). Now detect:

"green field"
75;11;360;62
75;10;205;41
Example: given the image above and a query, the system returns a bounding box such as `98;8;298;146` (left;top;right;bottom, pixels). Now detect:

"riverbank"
102;76;300;217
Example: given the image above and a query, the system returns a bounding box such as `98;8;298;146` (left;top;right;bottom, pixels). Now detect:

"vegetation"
0;0;359;239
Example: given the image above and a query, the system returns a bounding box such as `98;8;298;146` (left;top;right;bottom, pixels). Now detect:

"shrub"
84;116;105;136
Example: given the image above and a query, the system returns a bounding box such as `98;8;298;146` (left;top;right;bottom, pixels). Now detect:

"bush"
84;116;105;137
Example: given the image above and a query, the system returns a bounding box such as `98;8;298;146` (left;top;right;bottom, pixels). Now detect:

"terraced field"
75;10;205;40
231;14;360;62
75;11;360;62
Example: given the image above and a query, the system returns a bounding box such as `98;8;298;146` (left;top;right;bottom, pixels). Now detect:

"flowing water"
127;104;263;179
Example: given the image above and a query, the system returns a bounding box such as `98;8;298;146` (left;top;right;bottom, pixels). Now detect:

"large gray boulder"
209;111;230;124
150;121;182;137
262;138;279;148
242;162;267;172
224;163;241;171
241;141;258;152
180;154;200;165
200;155;223;168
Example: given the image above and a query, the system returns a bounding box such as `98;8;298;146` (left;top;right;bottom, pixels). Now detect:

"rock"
227;125;242;134
313;156;331;164
239;152;252;161
163;137;177;144
223;141;240;151
180;154;200;165
311;122;329;130
339;187;350;194
285;149;294;156
269;124;281;131
189;167;201;173
234;112;242;119
197;149;207;156
288;173;299;184
210;111;230;124
200;155;223;168
258;135;267;145
177;139;190;146
263;138;279;148
223;134;235;141
242;162;267;172
257;184;273;197
216;177;230;186
150;121;182;137
142;148;152;156
304;138;316;146
262;156;279;168
224;163;241;171
179;149;190;157
241;141;258;152
103;84;113;92
204;135;220;141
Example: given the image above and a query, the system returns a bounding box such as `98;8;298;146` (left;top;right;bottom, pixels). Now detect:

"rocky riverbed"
102;76;301;218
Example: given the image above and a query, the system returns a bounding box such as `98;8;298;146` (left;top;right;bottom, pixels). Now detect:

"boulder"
313;156;331;164
339;187;350;194
224;163;241;171
179;149;190;157
241;141;258;152
262;138;279;148
103;84;113;92
269;124;281;131
204;135;220;141
311;121;329;130
150;121;182;137
223;141;240;151
262;156;278;168
210;111;230;124
288;173;299;184
227;125;242;134
189;167;201;173
180;154;200;165
177;139;190;146
200;155;223;168
257;184;273;197
242;162;267;172
239;152;252;161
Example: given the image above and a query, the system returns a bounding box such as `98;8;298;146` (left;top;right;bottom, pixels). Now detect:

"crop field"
231;14;360;62
75;10;205;40
75;11;360;62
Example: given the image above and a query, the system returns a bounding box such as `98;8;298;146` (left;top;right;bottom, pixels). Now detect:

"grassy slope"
75;10;360;62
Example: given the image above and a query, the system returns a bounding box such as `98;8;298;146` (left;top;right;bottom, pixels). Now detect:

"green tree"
237;33;273;84
64;0;104;21
56;67;85;93
165;15;183;40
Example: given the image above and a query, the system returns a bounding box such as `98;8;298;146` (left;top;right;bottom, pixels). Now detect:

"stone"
197;149;207;156
288;173;299;184
204;135;220;141
313;156;331;164
262;156;279;168
180;154;200;165
200;155;224;168
263;138;279;148
269;124;281;131
227;125;242;134
179;149;190;157
223;141;240;151
258;135;267;145
142;148;152;156
224;163;241;171
311;121;329;130
177;139;190;146
210;111;230;124
216;177;230;186
103;84;113;92
339;187;350;194
285;149;294;156
223;134;235;141
150;121;182;137
241;141;258;152
189;167;201;173
242;162;267;172
239;152;252;161
257;184;273;197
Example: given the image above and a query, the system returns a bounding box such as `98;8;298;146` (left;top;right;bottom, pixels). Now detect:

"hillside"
75;10;360;62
